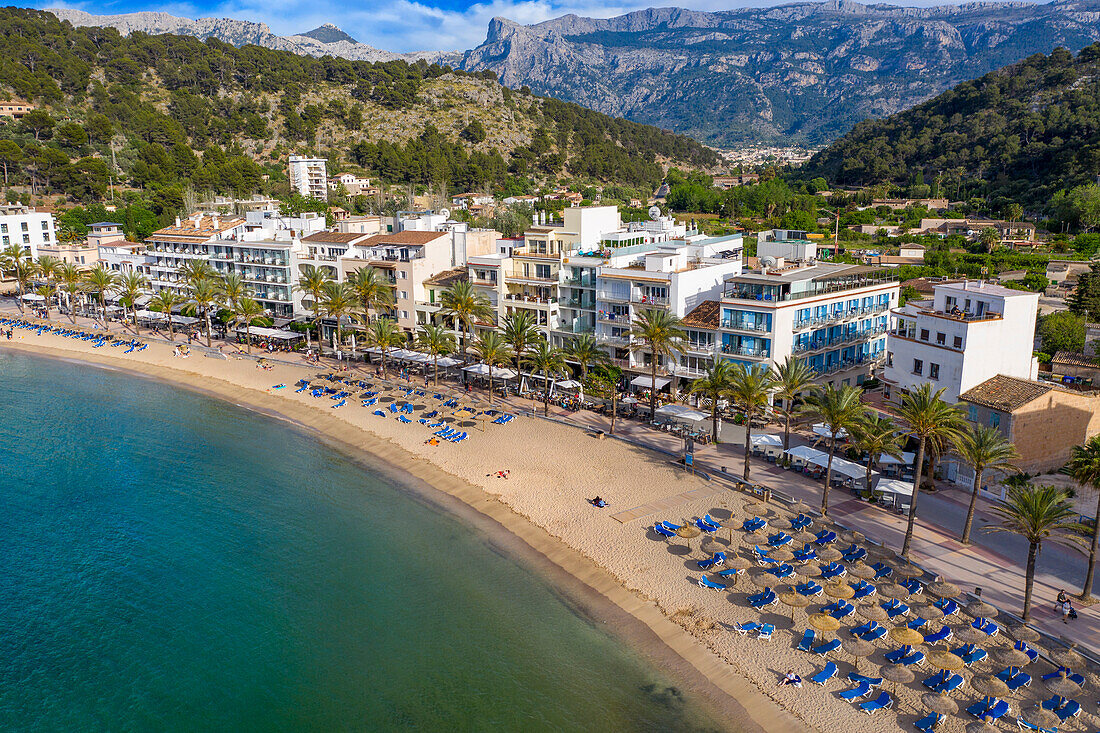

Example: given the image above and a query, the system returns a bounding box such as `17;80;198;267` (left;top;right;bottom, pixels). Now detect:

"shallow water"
0;350;724;732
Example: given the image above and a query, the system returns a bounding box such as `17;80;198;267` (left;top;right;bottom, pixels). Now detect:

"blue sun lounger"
882;599;909;618
389;403;399;413
885;645;913;664
270;384;286;390
901;578;923;595
828;602;854;619
996;668;1031;691
851;580;876;599
1014;640;1038;662
748;588;777;609
819;562;846;580
661;521;683;531
796;629;815;651
695;518;719;532
814;530;837;545
870;562;893;579
742;517;767;532
839;682;873;701
423;410;438;419
768;531;792;547
1015;716;1056;733
923;626;952;644
967;697;1009;720
811;638;841;656
402;403;413;413
758;623;774;641
1041;667;1084;684
397;414;411;423
332;399;346;408
653;524;676;539
767;563;795;579
933;598;959;616
793;546;817;563
697;552;726;570
295;382;310;392
914;712;944;731
811;661;838;685
972;617;999;636
796;581;823;597
374;410;386;417
697;576;727;592
859;691;892;715
736;621;761;635
715;567;742;579
449;432;467;443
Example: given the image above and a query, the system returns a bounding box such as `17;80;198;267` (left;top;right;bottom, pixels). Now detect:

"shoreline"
0;337;798;732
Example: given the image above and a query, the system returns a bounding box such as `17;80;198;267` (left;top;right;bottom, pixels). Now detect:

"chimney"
213;215;219;230
174;216;181;227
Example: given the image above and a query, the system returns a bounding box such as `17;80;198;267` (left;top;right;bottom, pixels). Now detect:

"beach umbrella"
953;625;988;645
808;613;841;638
751;570;777;589
915;604;945;623
927;650;965;672
718;516;740;543
971;674;1012;698
740;531;767;547
796;563;823;579
1024;710;1062;729
858;604;889;623
727;556;753;572
824;582;855;600
926;579;961;599
965;600;998;620
676;524;701;555
840;529;866;544
788;500;811;515
868;544;897;561
744;501;769;516
893;562;924;579
889;626;925;647
770;516;793;531
817;547;843;562
769;548;795;563
989;646;1031;670
881;663;915;696
847;562;876;580
923;692;959;716
965;721;997;733
878;582;910;600
1050;645;1084;670
779;591;812;620
1008;624;1040;643
792;530;818;544
841;637;875;671
1044;673;1082;698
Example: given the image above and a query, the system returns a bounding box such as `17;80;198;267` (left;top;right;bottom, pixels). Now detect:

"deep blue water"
0;350;722;732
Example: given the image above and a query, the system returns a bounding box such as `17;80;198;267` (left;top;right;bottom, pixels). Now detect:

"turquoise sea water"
0;350;723;732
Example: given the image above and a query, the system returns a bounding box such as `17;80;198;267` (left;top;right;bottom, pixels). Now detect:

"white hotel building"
0;203;57;257
883;280;1039;403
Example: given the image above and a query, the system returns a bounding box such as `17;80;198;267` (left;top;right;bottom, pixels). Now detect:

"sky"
34;0;1022;53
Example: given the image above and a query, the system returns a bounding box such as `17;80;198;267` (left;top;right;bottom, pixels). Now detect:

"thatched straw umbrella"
791;529;818;544
922;692;959;716
840;529;866;544
788;500;811;515
868;544;898;561
779;590;812;621
808;612;841;639
841;637;875;671
881;663;915;698
1050;645;1084;671
893;562;924;579
953;625;988;646
675;524;701;555
926;579;961;599
878;582;910;600
770;516;793;531
824;582;855;600
796;563;823;579
888;626;925;648
971;673;1011;698
989;646;1031;672
750;570;778;589
1044;673;1082;698
1024;709;1062;730
927;650;965;672
847;562;876;580
770;548;795;563
965;721;997;733
1008;624;1040;644
965;600;998;620
915;604;945;623
817;546;843;563
858;604;889;623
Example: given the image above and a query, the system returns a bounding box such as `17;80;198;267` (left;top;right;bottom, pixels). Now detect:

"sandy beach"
4;321;1069;732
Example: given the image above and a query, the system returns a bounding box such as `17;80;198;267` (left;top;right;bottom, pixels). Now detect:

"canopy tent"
750;434;784;447
631;375;671;390
20;293;45;301
812;423;849;440
556;379;582;390
784;445;872;485
878;451;917;466
464;363;518;380
830;456;869;481
433;356;462;368
135;310;199;326
235;326;301;340
874;478;914;509
654;404;708;423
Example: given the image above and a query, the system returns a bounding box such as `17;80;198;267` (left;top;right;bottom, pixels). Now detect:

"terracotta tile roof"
958;375;1052;412
149;216;245;240
301;231;372;244
681;300;720;329
1052;351;1098;368
423;268;468;287
361;231;448;246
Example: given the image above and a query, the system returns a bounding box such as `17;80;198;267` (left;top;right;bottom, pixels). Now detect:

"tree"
117;271;149;334
978;227;999;254
728;363;776;481
689;360;733;443
83;265;120;331
233;297;264;353
416;324;456;386
772;356;815;451
319;281;358;354
500;311;540;386
35;255;60;318
851;413;903;500
220;272;248;313
149;289;183;339
439;280;493;365
954;424;1019;544
366;317;402;378
189;276;224;346
20;109;55;141
0;140;22;185
1004;203;1024;223
985;484;1086;621
801;384;866;515
472;331;508;405
893;384;966;557
629;308;684;419
564;333;610;383
1037;311;1085;355
347;266;394;321
295;265;330;352
57;262;83;322
525;340;567;415
1069;183;1100;232
1065;435;1100;601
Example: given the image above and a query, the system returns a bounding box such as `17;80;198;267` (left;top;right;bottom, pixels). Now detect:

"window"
989;412;1000;429
535;264;551;279
929;363;940;379
1;236;6;246
22;234;29;244
953;336;963;348
20;222;28;232
0;223;7;233
399;310;409;319
886;351;893;367
920;329;929;341
968;405;979;422
936;332;946;345
912;359;923;375
397;270;407;279
41;220;48;230
398;290;408;300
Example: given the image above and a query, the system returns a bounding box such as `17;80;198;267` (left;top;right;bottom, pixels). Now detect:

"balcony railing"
794;304;889;329
720;344;770;358
562;298;596;309
504;294;554;306
725;274;897;303
631;294;670;306
683;341;716;354
792;325;888;354
563;276;595;288
597;313;630;324
597;291;630;303
597;334;632;346
721;319;770;333
810;353;885;376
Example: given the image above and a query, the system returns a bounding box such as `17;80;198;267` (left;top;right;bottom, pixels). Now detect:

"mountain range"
50;2;1100;146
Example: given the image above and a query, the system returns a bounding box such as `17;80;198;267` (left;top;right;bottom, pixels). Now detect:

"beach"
0;324;960;732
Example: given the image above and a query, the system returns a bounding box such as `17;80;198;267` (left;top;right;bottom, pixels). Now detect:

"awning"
464;363;518;380
874;478;914;497
878;451;916;466
654;404;708;422
20;293;45;301
434;356;462;368
135;310;199;325
813;423;849;439
750;434;784;447
782;445;868;481
556;379;583;390
235;326;301;340
631;375;671;390
785;445;829;463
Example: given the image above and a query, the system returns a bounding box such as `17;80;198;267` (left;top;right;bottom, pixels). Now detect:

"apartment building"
288;155;328;200
883;280;1039;403
0;204;56;257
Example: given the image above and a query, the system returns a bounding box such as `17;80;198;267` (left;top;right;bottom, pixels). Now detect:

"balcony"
721;319;770;333
683;341;716;355
631;293;670;307
811;354;885;376
720;344;770;359
563;277;595;288
597;291;630;303
503;294;556;309
794;304;890;330
792;325;888;354
562;298;595;310
597;334;632;347
471;277;498;288
724;272;897;303
597;313;630;325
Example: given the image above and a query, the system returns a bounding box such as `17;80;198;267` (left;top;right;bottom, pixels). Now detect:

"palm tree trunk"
205;310;213;347
901;438;927;558
649;357;658;421
166;314;174;340
743;414;753;481
245;324;252;353
711;397;719;443
132;307;140;335
610;390;618;435
381;347;387;378
1023;540;1038;621
433;354;439;386
822;437;836;516
1080;491;1100;601
783;409;792;452
544;373;550;416
864;455;873;500
487;366;494;405
961;467;983;544
101;298;110;332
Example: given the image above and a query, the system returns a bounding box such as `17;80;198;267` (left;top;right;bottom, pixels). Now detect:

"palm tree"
439;280;493;365
83;265;120;331
149;289;183;340
367;317;402;378
35;254;60;309
728;362;776;481
416;324;456;386
772;356;815;451
850;413;903;500
12;259;39;313
319;280;359;354
985;484;1086;621
295;265;331;353
564;333;610;383
347;266;395;321
501;310;540;387
893;384;966;557
189;276;225;347
525;340;567;416
629;308;684;419
177;260;218;288
221;272;248;312
233;297;265;354
689;360;733;443
117;271;149;334
801;384;866;515
472;331;508;405
1;244;30;309
1065;435;1100;601
955;424;1019;544
58;263;83;323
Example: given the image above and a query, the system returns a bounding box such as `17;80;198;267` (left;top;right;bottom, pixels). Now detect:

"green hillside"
803;44;1100;210
0;8;717;217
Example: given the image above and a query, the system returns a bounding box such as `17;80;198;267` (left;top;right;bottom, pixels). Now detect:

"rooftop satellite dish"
760;256;778;269
439;208;451;219
648;205;661;221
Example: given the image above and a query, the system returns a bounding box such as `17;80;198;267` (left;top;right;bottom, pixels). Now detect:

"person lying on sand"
779;670;802;687
487;470;510;479
425;437;440;446
587;496;608;508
